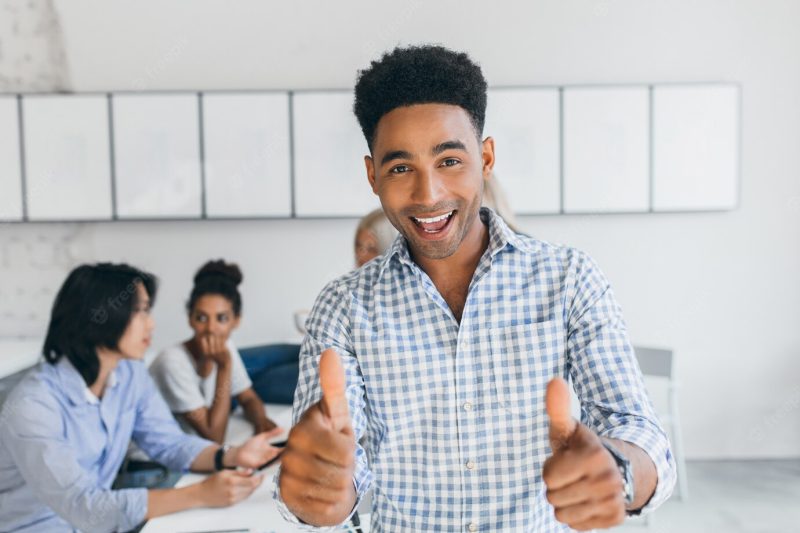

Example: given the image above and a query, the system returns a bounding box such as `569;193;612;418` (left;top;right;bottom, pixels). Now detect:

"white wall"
1;0;798;459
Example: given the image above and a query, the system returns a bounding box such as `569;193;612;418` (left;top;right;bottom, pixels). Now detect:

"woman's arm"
181;358;232;443
237;388;278;434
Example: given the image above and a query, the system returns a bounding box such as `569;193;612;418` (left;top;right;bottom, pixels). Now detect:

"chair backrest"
633;346;674;379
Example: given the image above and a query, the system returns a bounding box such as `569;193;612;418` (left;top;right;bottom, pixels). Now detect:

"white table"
142;404;370;533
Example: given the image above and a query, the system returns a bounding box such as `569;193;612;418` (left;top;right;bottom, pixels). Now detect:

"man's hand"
229;428;285;469
196;469;264;507
279;349;357;527
543;378;626;531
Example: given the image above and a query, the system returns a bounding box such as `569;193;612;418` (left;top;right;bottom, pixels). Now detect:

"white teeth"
413;211;453;224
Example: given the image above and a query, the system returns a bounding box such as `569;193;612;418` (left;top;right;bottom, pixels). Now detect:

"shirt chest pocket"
488;320;565;419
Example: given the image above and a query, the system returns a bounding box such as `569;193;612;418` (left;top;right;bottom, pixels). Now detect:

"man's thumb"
546;377;577;452
319;348;350;432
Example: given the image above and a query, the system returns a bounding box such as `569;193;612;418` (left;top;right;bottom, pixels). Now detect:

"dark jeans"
114;460;183;533
239;343;300;406
113;461;182;490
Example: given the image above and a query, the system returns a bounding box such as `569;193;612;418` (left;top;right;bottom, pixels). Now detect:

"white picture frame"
652;84;739;211
202;92;292;218
563;87;650;213
23;95;113;221
113;93;202;218
0;96;23;221
484;87;561;214
292;91;378;217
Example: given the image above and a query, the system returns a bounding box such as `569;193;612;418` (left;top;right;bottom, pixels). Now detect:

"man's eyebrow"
380;149;414;166
432;140;467;156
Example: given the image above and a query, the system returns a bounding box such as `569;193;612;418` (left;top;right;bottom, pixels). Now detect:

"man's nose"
410;167;445;207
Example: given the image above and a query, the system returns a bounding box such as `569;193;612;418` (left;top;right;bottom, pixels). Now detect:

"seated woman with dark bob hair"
0;263;282;533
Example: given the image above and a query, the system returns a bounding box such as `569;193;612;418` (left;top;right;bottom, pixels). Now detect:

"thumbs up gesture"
542;378;627;530
279;349;357;527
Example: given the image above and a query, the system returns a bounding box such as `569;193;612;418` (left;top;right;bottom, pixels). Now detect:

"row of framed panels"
0;84;739;222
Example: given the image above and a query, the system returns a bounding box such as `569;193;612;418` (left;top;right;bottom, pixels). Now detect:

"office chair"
633;346;689;502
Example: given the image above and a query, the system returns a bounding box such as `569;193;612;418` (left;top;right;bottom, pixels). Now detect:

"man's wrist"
183;482;207;509
223;445;238;468
214;444;237;470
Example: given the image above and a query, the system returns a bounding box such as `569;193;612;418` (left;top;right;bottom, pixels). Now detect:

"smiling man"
275;45;676;532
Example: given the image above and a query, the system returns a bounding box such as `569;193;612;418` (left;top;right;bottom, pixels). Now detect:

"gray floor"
614;460;800;533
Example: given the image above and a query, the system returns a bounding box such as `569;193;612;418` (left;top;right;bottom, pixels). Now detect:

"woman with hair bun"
150;260;283;444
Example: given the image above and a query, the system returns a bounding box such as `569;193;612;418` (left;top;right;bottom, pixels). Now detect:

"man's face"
365;104;494;261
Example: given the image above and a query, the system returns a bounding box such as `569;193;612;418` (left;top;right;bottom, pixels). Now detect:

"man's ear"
481;136;496;180
365;155;378;195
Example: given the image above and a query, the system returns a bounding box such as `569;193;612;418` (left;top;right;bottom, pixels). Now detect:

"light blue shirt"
0;357;212;532
275;208;676;532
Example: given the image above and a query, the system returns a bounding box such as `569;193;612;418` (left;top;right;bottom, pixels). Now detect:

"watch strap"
601;441;635;507
214;444;232;471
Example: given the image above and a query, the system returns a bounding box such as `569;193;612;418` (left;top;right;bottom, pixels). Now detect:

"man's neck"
89;348;121;399
412;213;490;321
413;213;489;281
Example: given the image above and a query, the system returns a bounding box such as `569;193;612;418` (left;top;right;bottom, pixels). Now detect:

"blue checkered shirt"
275;208;676;532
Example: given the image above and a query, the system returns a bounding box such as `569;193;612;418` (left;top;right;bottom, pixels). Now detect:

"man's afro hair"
353;45;488;150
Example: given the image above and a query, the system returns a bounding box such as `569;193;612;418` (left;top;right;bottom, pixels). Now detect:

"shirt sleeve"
565;249;677;514
273;279;373;531
228;342;253;397
149;348;207;413
1;393;148;533
132;366;214;472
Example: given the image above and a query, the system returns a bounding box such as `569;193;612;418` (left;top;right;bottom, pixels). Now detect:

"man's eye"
218;314;229;323
441;158;460;167
391;165;410;174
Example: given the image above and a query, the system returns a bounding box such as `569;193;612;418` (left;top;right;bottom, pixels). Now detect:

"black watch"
214;444;233;471
601;441;635;509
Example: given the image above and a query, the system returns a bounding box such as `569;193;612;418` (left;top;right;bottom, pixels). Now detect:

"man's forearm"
604;437;658;511
146;484;205;519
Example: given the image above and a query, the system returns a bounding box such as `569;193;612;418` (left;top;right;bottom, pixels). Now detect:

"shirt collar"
377;207;523;280
56;356;120;406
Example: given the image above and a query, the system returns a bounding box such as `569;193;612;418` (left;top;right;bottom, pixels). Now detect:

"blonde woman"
354;208;398;267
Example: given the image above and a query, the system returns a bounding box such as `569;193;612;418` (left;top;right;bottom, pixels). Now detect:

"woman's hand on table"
254;416;281;435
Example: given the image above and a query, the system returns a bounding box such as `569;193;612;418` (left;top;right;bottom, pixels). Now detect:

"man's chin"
408;237;460;261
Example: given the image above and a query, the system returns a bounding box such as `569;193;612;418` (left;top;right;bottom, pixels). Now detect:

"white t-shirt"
149;339;253;418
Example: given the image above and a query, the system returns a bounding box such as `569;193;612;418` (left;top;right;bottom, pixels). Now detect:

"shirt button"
467;523;478;532
463;402;473;411
466;460;475;470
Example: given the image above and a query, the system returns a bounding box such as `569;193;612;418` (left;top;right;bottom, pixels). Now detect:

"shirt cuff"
176;435;217;472
601;423;677;515
118;487;149;532
272;466;364;531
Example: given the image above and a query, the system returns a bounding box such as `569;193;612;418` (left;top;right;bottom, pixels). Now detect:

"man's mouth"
410;210;455;233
